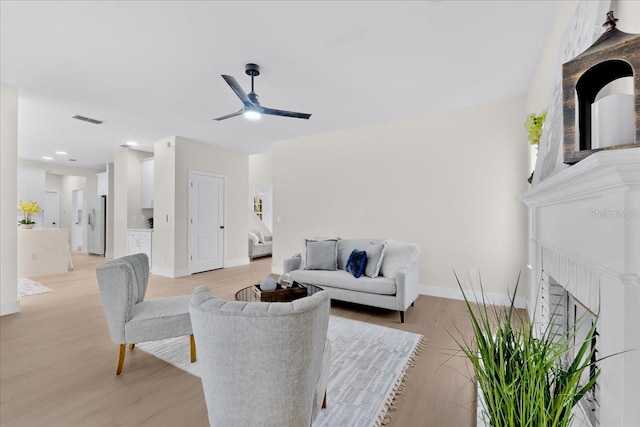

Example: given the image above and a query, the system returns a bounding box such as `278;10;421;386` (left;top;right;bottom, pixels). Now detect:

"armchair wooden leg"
322;390;327;409
128;343;135;350
400;311;405;323
116;344;126;375
190;334;197;363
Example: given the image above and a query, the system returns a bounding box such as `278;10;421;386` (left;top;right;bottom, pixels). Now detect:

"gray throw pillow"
305;239;339;271
364;243;386;278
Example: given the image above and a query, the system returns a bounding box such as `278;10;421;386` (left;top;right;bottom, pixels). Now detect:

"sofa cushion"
346;249;367;278
248;232;259;245
305;239;339;270
381;240;420;279
364;244;386;278
337;239;384;270
255;230;265;243
289;269;397;296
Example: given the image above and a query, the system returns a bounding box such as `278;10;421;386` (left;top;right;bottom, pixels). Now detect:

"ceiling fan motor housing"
245;63;260;77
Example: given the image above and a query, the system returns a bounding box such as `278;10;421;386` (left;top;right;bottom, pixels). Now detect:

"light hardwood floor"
1;254;477;427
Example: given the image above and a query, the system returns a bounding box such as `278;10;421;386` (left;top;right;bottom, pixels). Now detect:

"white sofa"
283;239;420;323
249;232;272;260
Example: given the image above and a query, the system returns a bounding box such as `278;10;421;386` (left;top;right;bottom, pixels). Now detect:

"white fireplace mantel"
520;148;640;427
523;148;640;208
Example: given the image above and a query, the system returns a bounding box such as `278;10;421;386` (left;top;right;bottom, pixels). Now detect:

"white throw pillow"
364;243;386;278
255;230;265;243
380;240;420;279
248;232;259;245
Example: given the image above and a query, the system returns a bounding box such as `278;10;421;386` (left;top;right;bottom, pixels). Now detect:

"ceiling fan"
213;63;311;121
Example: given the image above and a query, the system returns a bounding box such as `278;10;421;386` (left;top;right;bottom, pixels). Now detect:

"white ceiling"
1;1;559;170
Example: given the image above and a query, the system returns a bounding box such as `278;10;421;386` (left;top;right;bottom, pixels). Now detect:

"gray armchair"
95;253;195;375
190;286;331;427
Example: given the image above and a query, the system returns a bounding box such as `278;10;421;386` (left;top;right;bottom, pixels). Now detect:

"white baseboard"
1;301;20;316
224;258;249;268
151;267;190;278
419;284;527;309
151;259;249;278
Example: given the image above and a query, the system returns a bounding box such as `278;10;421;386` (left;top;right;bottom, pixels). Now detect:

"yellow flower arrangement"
18;200;41;224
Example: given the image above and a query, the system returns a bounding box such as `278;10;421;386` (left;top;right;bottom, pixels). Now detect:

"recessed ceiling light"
126;141;138;146
42;156;53;160
55;151;67;155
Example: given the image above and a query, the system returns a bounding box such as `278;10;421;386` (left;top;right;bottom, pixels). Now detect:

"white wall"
152;137;177;273
249;151;274;185
526;1;580;113
273;97;530;298
1;84;19;316
113;148;152;258
106;162;115;258
152;136;249;276
249;152;275;233
45;173;62;191
174;137;249;269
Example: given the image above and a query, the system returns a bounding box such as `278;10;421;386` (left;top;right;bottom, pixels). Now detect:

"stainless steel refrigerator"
88;195;106;256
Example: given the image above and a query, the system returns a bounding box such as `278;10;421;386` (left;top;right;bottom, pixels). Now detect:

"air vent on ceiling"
72;115;103;125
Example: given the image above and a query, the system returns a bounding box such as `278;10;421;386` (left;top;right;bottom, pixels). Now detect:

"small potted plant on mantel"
18;200;41;229
449;274;602;427
525;110;546;184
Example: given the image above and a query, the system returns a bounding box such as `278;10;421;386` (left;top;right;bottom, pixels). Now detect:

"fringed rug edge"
374;334;428;427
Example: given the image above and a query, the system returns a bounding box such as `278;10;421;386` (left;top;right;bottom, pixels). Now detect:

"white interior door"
188;171;224;273
43;190;60;228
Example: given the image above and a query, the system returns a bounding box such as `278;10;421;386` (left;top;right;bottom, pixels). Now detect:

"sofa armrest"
264;235;273;242
395;259;420;311
283;257;302;274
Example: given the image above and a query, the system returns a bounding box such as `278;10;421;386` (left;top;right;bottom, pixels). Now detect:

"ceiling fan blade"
261;107;311;120
221;75;253;107
212;109;244;121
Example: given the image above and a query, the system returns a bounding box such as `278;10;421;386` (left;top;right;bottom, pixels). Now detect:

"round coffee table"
235;282;323;302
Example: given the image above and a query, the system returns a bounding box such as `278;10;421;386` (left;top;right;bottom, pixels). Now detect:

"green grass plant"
449;273;599;427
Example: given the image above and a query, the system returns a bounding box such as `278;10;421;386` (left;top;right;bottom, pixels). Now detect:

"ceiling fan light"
244;110;261;120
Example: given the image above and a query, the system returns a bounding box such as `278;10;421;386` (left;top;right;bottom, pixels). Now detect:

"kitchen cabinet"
140;158;154;209
17;167;45;206
127;229;153;266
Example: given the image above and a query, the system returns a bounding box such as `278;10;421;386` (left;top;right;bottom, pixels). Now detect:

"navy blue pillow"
346;249;367;278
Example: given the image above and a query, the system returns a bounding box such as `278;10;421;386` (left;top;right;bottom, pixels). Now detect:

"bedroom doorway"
188;171;225;274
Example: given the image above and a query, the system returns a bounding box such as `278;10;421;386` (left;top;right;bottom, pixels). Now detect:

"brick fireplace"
521;148;640;426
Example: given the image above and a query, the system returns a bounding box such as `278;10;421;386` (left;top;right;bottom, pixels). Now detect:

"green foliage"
525;111;547;145
448;273;599;427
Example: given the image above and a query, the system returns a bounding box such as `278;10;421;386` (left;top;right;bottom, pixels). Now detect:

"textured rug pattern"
138;315;424;427
18;278;52;297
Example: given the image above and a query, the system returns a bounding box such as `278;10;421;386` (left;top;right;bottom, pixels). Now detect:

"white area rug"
138;315;425;427
17;278;52;297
